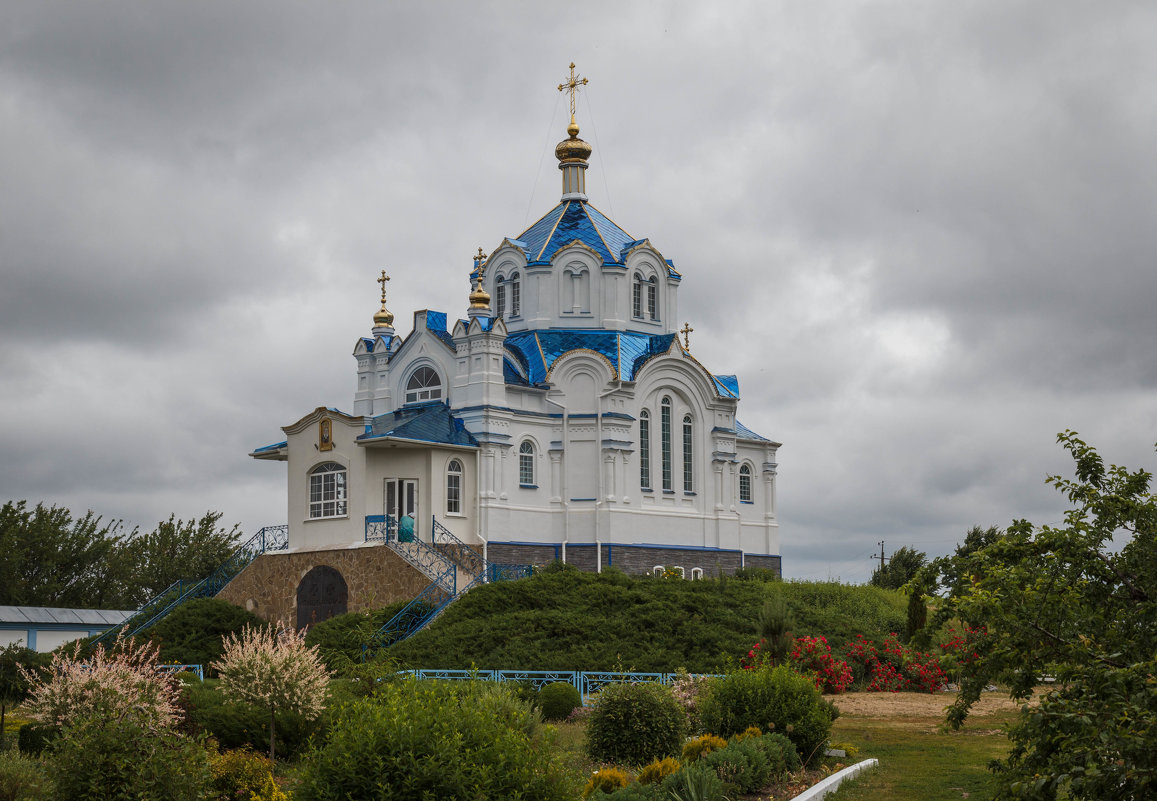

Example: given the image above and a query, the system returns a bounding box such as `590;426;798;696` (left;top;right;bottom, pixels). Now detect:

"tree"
0;643;43;748
113;511;241;606
916;432;1157;800
869;545;926;589
213;624;330;763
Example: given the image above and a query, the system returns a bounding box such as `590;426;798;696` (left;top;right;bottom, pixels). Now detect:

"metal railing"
158;664;204;681
93;524;290;647
398;668;724;701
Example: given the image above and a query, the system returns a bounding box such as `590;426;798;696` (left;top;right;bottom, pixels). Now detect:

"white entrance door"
384;478;419;540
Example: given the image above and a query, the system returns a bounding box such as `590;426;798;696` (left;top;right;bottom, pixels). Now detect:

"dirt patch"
832;691;1022;719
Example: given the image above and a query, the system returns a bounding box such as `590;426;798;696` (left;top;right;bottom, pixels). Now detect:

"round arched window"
405;366;442;403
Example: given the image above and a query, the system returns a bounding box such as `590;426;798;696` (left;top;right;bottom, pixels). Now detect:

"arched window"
446;459;463;515
682;414;694;492
639;409;651;489
632;274;645;318
739;463;753;504
309;462;347;519
405;366;442;403
632;273;657;320
519;440;535;485
510;272;521;317
691;567;704;580
660;397;672;491
647;277;658;320
495;276;507;318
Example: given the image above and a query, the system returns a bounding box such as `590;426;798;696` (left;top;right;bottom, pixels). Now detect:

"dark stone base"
486;542;781;578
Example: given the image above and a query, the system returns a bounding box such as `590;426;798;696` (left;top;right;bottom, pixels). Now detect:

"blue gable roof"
503;330;682;385
358;402;478;447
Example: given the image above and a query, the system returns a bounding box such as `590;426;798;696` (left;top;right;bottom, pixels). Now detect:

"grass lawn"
826;692;1020;801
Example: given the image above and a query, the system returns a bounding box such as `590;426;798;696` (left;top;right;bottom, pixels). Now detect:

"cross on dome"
681;322;694;350
557;62;589;126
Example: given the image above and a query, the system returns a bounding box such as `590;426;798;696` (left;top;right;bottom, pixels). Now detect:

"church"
245;68;780;621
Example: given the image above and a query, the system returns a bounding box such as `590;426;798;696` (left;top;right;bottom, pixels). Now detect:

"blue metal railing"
158;664;204;681
93;524;289;647
397;668;724;701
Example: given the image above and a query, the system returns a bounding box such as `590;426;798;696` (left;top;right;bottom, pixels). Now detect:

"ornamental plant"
586;681;688;766
788;636;853;694
21;636;182;730
212;623;330;763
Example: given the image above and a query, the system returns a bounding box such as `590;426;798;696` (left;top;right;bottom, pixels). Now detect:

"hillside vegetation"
384;566;907;673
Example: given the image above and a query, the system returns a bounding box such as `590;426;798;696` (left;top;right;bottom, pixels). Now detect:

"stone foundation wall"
741;554;783;575
217;545;430;626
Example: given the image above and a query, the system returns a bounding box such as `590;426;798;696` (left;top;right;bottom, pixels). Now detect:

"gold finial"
469;247;491;310
680;322;693;350
373;269;394;327
557;62;589;128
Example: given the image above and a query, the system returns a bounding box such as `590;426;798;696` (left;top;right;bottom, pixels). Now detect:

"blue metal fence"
158;664;204;681
397;668;723;701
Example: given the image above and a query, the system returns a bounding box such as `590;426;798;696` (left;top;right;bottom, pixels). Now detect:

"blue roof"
735;421;771;442
359;402;478;447
360;334;395;353
503;330;682;384
517;201;636;265
252;440;287;453
424;311;456;349
714;374;740;399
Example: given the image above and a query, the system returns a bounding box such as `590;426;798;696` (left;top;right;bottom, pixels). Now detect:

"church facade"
252;83;781;579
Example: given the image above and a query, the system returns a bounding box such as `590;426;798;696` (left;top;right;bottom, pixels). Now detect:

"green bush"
660;762;727;801
305;600;430;671
585;682;687;766
587;786;659;801
182;679;317;759
0;748;52;801
146;597;267;673
295;679;576;801
15;724;55;757
208;747;272;801
697;666;832;765
538;681;581;721
701;736;778;793
581;767;629;798
49;717;211;801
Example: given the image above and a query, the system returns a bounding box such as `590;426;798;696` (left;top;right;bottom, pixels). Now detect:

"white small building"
0;606;132;652
252;106;782;579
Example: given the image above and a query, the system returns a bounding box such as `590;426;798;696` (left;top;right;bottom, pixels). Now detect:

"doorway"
384;478;419;541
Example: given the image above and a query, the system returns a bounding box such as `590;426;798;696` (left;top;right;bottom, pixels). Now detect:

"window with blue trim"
519;440;535;485
739;463;753;503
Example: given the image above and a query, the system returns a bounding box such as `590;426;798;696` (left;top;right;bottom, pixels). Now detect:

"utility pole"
871;540;888;576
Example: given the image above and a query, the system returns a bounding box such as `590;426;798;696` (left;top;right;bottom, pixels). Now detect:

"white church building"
251;76;781;579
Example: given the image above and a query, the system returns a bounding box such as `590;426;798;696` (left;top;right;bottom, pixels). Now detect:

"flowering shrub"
788;636;854;694
681;733;728;762
581;767;629;798
937;624;986;680
840;633;947;693
669;669;711;729
21;636;181;729
637;756;681;785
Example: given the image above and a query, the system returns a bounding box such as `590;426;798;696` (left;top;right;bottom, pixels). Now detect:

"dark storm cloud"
2;0;1155;582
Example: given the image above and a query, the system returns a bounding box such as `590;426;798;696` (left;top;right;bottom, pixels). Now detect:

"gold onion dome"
373;305;394;327
469;279;491;309
555;122;592;164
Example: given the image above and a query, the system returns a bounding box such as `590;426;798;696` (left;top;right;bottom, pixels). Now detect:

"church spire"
467;247;491;319
555;62;592;202
372;269;395;336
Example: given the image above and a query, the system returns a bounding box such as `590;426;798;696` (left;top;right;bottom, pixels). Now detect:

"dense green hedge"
386;569;906;672
145;597;267;672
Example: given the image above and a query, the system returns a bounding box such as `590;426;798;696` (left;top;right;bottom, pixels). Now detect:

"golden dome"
555;123;592;164
373;306;394;327
469;281;491;309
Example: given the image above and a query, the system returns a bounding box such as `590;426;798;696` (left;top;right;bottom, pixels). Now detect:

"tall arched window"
405;366;442;403
639;409;651;489
495;276;507;318
446;459;463;515
632;274;645;318
647;278;658;320
309;462;347;519
682;414;694;492
660;397;672;491
519;440;535;485
510;272;521;317
739;463;753;504
632;274;657;320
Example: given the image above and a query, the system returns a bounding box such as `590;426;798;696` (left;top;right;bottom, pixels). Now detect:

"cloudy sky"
2;1;1155;583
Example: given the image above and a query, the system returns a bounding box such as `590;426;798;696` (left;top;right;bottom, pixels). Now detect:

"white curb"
789;758;879;801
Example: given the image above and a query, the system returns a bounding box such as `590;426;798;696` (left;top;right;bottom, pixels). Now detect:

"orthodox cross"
557;62;589;124
377;270;390;305
680;322;693;350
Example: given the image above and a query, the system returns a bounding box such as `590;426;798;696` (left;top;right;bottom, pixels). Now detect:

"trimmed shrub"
295;679;576;801
581;767;629;798
697;665;833;765
702;736;773;793
49;716;211;801
587;786;659;801
208;747;272;801
305;600;430;671
637;757;680;785
539;681;581;721
585;681;688;766
15;723;55;756
146;598;267;673
0;748;52;801
681;733;728;762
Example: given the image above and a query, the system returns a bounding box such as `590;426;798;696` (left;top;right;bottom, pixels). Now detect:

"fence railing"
158;664;204;681
398;668;723;700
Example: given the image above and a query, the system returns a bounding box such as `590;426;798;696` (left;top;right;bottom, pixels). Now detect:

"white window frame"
446;459;463;516
519;440;535;485
309;462;348;519
739;463;753;504
405;366;442;404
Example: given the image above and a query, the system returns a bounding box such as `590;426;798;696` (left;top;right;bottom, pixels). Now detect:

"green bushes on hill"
385;569;906;673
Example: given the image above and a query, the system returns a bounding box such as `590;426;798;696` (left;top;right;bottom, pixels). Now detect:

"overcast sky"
2;1;1155;584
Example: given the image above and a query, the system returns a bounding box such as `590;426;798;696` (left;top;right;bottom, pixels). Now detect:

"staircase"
93;524;290;647
363;516;530;652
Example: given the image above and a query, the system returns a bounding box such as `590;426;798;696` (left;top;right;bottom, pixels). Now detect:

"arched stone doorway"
296;565;348;629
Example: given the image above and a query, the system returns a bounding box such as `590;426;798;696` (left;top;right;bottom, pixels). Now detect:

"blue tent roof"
517;201;636;265
735;421;771;442
359;402;478;447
